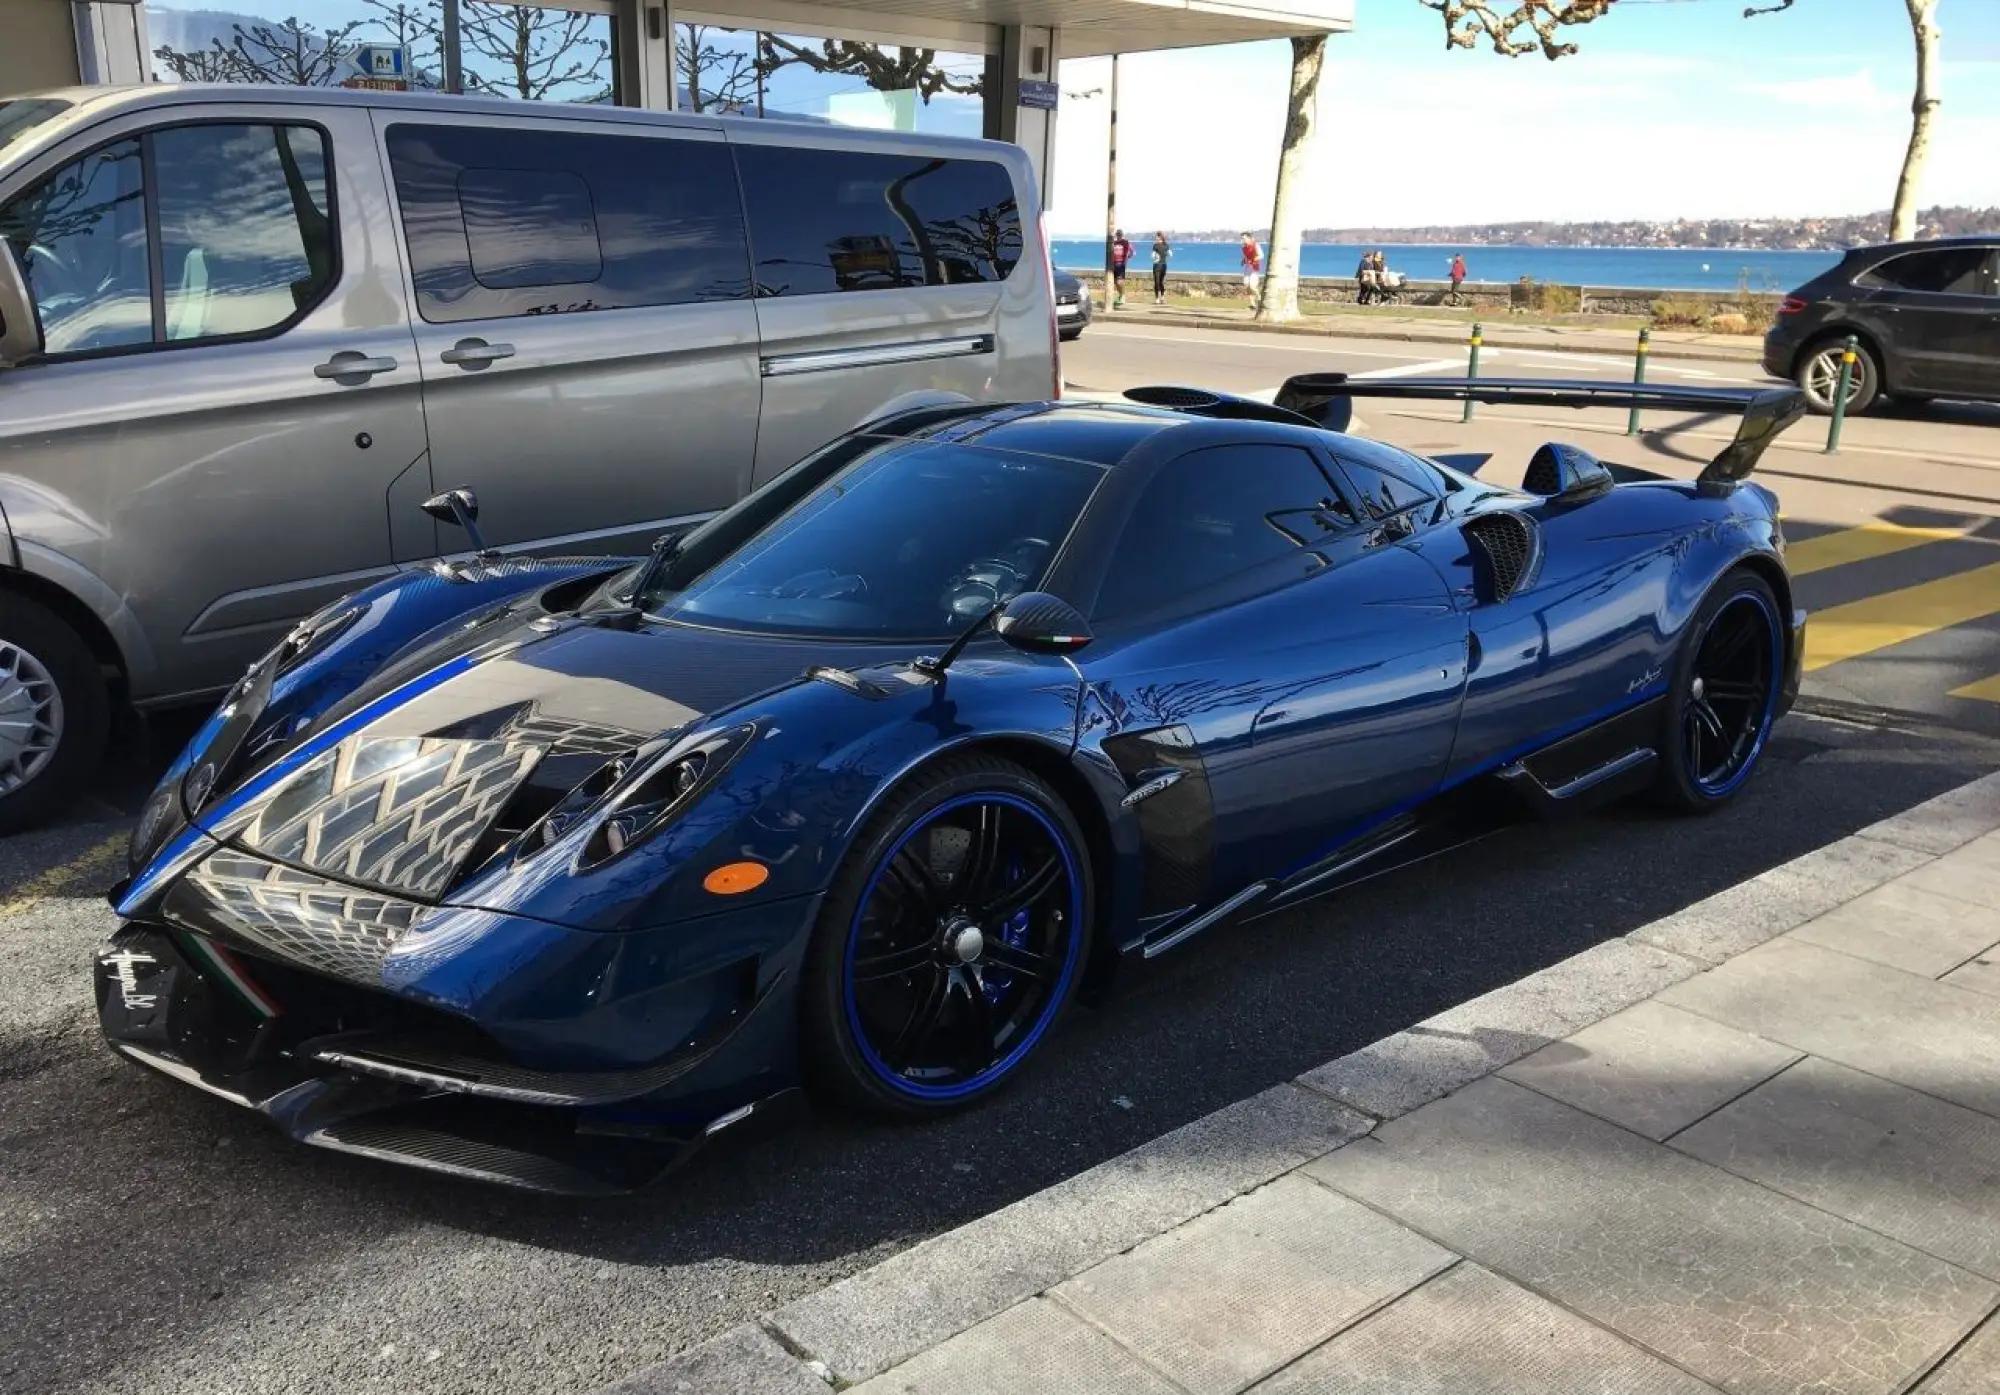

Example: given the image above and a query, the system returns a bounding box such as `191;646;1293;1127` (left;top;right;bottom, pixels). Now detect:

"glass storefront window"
144;0;616;104
674;25;986;136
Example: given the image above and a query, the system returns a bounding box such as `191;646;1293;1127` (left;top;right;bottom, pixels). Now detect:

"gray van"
0;86;1058;831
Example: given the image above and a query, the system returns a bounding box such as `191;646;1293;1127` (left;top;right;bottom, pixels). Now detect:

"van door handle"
440;338;516;367
314;351;398;380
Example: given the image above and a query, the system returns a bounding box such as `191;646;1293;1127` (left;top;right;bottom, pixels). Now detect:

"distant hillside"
1165;207;2000;252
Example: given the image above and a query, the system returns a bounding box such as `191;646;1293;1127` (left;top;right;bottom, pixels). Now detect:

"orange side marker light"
703;861;770;895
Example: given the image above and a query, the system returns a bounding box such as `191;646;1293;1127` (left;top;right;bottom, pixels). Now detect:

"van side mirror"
993;591;1093;656
421;487;491;555
0;246;44;367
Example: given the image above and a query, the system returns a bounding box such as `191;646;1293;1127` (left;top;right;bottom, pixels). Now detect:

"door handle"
314;351;398;380
441;338;516;367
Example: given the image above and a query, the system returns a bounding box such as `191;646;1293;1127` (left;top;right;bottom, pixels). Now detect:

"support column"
991;24;1059;210
616;0;677;110
71;0;150;84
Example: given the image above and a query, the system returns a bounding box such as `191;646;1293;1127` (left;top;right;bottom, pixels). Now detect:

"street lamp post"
1102;53;1120;312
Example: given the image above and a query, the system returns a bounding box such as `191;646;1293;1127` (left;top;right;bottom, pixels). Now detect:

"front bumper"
95;913;809;1194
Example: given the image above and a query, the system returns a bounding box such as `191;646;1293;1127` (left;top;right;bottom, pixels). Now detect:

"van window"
385;124;751;322
1859;247;1998;297
0;122;334;357
733;145;1022;297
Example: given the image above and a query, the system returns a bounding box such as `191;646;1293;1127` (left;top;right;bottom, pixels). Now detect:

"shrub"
1707;312;1750;335
1509;278;1581;315
1651;297;1710;329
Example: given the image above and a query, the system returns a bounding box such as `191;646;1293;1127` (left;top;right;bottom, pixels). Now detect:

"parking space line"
0;832;126;919
1803;561;2000;672
1949;674;2000;704
1783;521;1973;577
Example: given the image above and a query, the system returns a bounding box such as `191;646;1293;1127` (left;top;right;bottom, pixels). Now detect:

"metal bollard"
1462;322;1482;423
1824;334;1858;454
1626;327;1650;436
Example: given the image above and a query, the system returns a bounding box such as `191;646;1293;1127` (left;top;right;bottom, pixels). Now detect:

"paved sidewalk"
604;771;2000;1395
1090;302;1767;364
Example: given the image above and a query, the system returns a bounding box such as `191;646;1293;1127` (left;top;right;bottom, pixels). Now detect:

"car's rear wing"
1268;374;1808;488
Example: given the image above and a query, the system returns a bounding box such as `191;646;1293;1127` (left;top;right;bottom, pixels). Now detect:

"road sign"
346;43;408;82
1017;79;1059;111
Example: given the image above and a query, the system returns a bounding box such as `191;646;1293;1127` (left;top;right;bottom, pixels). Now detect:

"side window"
385;124;752;323
1094;444;1344;621
154;124;334;341
1860;247;1995;296
734;144;1022;297
0;138;151;354
0;122;333;357
1331;438;1444;524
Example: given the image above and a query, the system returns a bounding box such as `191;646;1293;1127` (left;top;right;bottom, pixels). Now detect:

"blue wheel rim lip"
842;791;1084;1101
1692;589;1782;798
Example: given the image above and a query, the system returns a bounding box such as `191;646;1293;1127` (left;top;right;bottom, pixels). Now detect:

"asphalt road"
3;321;1998;1395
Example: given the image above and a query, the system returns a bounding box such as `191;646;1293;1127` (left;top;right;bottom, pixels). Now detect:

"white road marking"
1348;358;1473;379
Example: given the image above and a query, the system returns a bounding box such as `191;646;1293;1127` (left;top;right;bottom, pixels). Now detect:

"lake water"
1052;240;1841;293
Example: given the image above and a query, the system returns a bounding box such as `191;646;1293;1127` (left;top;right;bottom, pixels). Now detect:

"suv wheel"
0;594;109;834
1796;337;1879;415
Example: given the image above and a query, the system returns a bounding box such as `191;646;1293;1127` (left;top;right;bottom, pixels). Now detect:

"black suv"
1763;236;2000;414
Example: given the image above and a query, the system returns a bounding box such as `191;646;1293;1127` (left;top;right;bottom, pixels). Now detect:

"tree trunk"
1891;0;1940;242
1253;35;1326;324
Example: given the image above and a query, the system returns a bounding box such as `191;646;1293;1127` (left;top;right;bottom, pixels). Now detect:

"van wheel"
0;594;109;834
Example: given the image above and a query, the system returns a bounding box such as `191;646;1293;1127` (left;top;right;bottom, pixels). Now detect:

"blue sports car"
99;375;1807;1193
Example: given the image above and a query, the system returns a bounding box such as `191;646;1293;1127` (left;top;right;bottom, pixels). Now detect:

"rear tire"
1652;570;1783;814
0;593;109;834
800;754;1092;1117
1795;336;1879;415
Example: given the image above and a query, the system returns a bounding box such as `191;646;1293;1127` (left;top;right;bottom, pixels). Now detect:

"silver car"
0;86;1058;831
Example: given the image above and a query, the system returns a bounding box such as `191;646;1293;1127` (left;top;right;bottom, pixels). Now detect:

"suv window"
1860;247;1999;297
385;124;751;322
734;144;1022;297
1095;444;1344;620
0;123;333;356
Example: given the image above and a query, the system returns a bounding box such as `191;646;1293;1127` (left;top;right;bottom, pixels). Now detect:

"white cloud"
1740;68;1905;113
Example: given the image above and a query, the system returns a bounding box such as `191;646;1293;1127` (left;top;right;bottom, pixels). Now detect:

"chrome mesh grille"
180;852;422;986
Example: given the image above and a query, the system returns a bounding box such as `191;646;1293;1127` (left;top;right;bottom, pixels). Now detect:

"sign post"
341;43;410;91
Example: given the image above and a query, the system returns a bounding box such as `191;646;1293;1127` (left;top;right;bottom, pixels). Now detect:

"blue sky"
1048;0;2000;233
145;1;1996;232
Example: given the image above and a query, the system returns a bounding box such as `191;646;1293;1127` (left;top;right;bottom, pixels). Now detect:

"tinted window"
154;124;334;341
1096;445;1343;620
734;144;1022;297
0;138;150;354
1333;436;1447;502
1862;247;1998;296
386;124;751;322
644;441;1101;639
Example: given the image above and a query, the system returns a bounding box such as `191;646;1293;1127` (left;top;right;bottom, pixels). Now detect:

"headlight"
575;724;758;870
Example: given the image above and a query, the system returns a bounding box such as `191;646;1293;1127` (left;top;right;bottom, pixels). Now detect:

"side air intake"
1463;511;1537;603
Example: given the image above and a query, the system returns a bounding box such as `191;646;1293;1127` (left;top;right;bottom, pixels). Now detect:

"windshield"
0;99;72;157
643;439;1103;640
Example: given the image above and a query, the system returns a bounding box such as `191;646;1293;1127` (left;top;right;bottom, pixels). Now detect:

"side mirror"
0;245;44;367
421;486;491;555
994;591;1093;656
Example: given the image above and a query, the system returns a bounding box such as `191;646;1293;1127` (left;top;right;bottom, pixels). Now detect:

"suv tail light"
1035;211;1060;399
1777;296;1809;316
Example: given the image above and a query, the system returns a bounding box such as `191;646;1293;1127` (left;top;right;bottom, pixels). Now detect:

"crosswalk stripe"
1948;674;2000;704
1783;521;1972;577
1803;560;2000;672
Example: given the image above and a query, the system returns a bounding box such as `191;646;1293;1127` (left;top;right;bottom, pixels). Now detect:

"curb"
1088;309;1767;365
597;768;2000;1394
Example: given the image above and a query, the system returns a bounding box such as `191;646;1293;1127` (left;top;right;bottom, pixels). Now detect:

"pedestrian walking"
1448;252;1467;306
1355;249;1378;305
1240;232;1263;303
1110;229;1134;308
1151;232;1170;303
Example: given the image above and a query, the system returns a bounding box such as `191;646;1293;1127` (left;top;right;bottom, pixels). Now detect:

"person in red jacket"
1449;252;1468;305
1110;230;1134;307
1240;232;1263;304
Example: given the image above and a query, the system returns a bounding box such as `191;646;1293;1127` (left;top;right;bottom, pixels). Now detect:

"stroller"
1357;266;1406;306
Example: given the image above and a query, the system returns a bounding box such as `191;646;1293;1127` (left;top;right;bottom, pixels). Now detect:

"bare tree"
678;24;763;113
155;16;364;86
1747;0;1939;242
1417;0;1619;59
1253;36;1327;323
358;0;444;89
761;36;983;103
457;0;612;103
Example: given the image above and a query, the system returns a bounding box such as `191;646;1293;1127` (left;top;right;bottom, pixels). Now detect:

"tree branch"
1415;0;1620;60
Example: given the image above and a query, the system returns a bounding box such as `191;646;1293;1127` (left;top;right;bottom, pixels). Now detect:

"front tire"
1795;336;1879;415
800;755;1092;1117
1653;570;1783;813
0;593;109;834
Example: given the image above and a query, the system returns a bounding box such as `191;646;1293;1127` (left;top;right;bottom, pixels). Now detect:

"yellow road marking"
1783;521;1971;577
1949;673;2000;704
1804;561;2000;672
0;833;126;919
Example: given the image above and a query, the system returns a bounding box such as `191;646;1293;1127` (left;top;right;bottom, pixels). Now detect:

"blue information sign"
1017;79;1059;111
